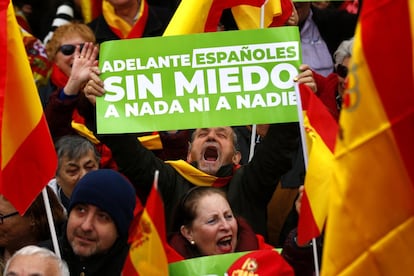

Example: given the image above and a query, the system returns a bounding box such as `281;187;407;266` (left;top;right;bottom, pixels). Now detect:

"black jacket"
95;123;299;238
88;4;174;45
40;227;129;276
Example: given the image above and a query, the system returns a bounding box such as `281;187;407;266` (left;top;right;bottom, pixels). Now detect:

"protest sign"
168;249;285;276
97;27;301;133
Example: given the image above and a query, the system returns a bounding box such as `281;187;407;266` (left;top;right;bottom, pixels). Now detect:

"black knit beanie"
68;169;136;237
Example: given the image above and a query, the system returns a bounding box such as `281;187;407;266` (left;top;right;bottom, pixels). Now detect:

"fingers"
294;64;318;93
295;185;304;214
84;77;105;97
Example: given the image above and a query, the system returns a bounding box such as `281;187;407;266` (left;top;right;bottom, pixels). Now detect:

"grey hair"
55;135;101;174
4;245;69;276
333;37;354;65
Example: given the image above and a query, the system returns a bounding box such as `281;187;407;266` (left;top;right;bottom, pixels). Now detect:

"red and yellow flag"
296;84;338;245
322;0;414;274
232;0;293;29
79;0;102;23
123;171;183;275
0;1;56;214
163;0;266;35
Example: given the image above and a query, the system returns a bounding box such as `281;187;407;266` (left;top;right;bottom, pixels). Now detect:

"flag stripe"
0;1;56;214
321;0;414;274
296;85;338;245
2;120;56;212
361;0;414;184
163;0;266;35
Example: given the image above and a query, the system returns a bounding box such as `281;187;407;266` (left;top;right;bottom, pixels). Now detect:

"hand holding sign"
84;66;105;105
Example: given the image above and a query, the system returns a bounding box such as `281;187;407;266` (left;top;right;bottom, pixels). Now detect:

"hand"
83;66;105;105
286;3;299;26
295;185;304;214
294;64;318;93
64;42;99;96
245;124;269;137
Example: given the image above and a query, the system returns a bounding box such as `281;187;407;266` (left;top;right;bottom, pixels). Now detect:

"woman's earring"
190;240;195;245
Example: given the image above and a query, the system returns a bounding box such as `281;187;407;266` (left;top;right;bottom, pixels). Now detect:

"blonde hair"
46;22;96;61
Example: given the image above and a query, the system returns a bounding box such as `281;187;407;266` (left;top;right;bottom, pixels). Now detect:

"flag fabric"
296;84;339;245
79;0;102;23
163;0;266;35
232;0;293;30
123;171;183;276
321;0;414;275
0;1;57;214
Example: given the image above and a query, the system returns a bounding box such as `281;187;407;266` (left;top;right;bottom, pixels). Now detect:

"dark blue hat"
69;169;136;237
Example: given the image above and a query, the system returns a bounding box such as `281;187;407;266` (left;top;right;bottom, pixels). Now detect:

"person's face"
5;255;60;276
0;196;34;253
56;150;99;198
181;193;238;256
337;56;351;96
54;33;87;77
187;127;241;175
67;204;118;258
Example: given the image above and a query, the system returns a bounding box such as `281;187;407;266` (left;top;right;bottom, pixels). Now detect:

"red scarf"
50;63;69;88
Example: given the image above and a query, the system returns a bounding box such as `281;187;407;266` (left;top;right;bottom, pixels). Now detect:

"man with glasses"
0;188;66;270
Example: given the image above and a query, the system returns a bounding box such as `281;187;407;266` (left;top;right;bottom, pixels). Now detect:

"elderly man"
48;135;100;211
42;169;136;275
4;245;69;276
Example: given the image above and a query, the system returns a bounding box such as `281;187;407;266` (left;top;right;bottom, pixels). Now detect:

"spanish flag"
163;0;266;35
123;171;183;275
232;0;292;29
79;0;102;23
296;84;338;245
0;1;56;214
322;0;414;274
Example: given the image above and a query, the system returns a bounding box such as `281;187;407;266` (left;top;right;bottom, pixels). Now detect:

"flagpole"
294;83;320;276
249;0;268;162
42;187;61;259
154;169;159;190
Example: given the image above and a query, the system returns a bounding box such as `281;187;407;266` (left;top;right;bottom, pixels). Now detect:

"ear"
186;142;192;163
180;225;193;243
232;151;241;165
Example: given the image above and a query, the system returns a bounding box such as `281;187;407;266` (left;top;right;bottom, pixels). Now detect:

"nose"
80;213;94;231
206;130;217;141
219;218;231;231
79;168;89;179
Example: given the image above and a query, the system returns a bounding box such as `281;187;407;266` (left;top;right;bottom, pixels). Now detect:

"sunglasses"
335;64;349;78
58;43;85;56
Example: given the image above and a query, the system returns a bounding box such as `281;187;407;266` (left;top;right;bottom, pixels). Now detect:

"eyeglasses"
335;64;349;78
58;43;85;56
0;211;19;224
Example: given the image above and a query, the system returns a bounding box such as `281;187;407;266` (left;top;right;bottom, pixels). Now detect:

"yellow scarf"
102;0;148;39
166;160;236;188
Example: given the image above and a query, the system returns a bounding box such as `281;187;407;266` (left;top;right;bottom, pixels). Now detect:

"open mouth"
203;146;218;161
217;236;233;252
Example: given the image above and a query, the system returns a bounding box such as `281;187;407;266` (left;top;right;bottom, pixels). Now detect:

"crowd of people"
6;0;360;275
